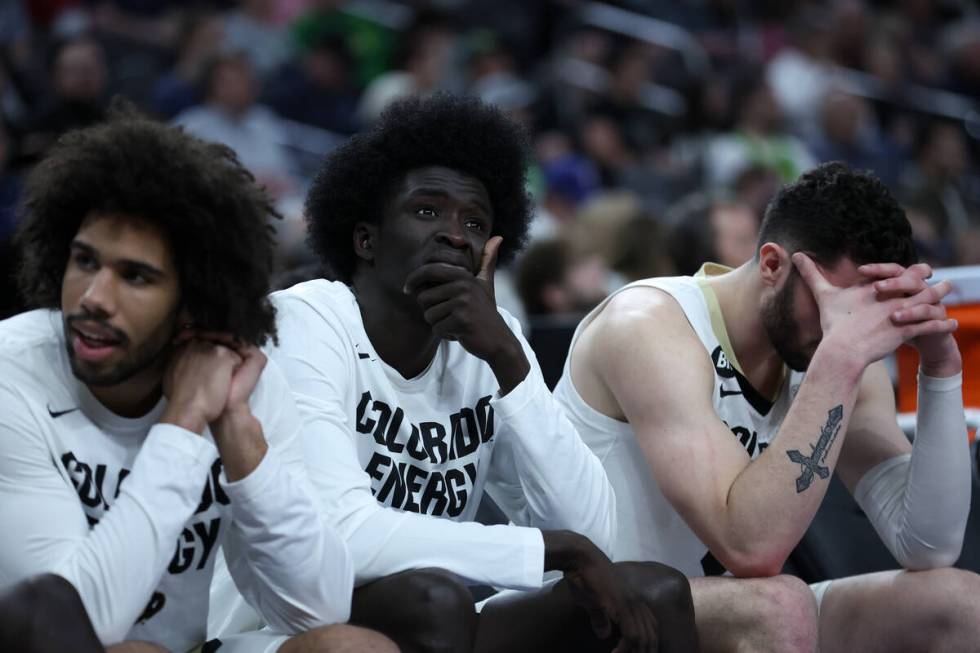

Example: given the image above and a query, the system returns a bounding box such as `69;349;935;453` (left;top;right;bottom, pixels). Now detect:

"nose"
434;214;468;249
79;268;117;318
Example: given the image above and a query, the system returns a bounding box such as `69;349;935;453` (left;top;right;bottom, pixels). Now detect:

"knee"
616;561;693;616
395;569;476;653
12;573;81;610
906;568;980;639
291;624;400;653
749;575;818;653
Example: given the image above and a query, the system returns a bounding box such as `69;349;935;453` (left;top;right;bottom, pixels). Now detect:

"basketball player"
558;162;980;651
225;94;698;652
0;111;394;652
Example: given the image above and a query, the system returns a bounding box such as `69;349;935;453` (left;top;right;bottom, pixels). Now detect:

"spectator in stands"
222;0;290;79
667;193;759;276
18;35;107;163
148;9;224;119
809;90;902;189
517;239;611;318
357;9;457;125
174;51;295;201
263;32;360;134
705;68;815;188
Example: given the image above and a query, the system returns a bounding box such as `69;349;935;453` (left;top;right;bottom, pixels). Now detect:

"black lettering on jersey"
700;551;727;576
450;408;480;459
476;396;494;443
402;464;427;512
711;346;736;379
722;422;763;458
168;517;222;574
195;459;230;514
138;592;166;624
366;455;478;517
405;425;428;462
419;472;448;515
420;422;448;464
61;452;130;514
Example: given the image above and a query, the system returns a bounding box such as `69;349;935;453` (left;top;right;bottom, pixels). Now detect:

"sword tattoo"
786;405;844;493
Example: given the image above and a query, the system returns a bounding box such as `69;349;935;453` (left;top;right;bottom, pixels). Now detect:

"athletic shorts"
194;629;290;653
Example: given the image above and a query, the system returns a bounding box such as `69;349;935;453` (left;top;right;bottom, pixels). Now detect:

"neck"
88;364;166;419
351;273;441;379
706;263;786;396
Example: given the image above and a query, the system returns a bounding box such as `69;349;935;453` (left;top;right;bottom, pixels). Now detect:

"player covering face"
558;162;980;652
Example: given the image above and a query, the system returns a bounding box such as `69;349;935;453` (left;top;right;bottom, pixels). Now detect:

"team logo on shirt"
356;391;494;517
711;346;736;379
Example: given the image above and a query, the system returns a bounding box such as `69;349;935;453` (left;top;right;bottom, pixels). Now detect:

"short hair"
757;162;916;267
15;104;281;345
305;93;533;283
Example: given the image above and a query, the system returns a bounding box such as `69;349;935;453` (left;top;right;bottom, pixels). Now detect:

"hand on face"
793;253;958;369
403;235;510;358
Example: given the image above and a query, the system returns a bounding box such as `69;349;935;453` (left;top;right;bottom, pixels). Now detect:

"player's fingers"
860;262;933;281
589;606;613;642
422;299;457;327
892;303;947;324
477;236;503;285
901;279;953;308
903;319;959;339
414;280;471;309
791;252;832;295
403;263;471;295
874;273;929;297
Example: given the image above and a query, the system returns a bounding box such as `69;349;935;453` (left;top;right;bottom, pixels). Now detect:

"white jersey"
0;310;353;652
555;265;805;577
267;280;616;589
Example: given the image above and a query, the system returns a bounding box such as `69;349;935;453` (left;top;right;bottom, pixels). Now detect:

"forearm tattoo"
786;405;844;493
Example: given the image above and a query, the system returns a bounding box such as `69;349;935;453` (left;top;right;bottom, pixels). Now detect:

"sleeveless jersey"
554;264;805;576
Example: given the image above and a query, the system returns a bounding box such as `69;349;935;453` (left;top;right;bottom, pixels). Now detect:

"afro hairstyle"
15;102;282;346
304;93;533;283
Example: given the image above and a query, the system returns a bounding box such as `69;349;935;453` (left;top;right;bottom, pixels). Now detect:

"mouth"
68;320;126;363
425;249;474;272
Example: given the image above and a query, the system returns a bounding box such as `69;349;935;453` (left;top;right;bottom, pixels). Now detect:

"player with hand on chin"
211;94;699;653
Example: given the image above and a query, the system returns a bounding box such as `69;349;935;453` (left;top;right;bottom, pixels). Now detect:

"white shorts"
198;629;290;653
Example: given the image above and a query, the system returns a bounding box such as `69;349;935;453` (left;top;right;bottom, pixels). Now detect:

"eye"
464;218;485;232
121;269;150;286
72;251;97;271
415;206;438;218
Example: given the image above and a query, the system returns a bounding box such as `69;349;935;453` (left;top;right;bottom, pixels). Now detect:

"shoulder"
272;279;357;328
585;282;698;352
0;310;63;380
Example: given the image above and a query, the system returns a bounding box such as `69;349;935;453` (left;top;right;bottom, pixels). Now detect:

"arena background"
1;0;978;580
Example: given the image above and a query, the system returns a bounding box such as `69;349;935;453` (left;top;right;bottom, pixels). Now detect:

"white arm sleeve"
270;296;544;590
220;361;354;633
0;382;215;646
854;371;971;570
484;313;617;555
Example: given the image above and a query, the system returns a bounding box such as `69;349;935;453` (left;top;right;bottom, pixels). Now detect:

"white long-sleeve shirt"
267;280;616;589
0;310;353;652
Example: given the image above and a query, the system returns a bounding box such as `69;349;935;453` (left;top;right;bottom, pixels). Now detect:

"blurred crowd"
0;0;979;326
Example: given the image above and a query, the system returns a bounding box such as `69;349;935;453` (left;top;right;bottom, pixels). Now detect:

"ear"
757;242;791;288
353;222;378;263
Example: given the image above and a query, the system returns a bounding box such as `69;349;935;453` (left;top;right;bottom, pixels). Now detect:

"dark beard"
761;270;811;372
64;318;173;387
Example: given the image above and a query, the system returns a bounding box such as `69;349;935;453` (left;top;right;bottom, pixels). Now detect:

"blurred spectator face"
864;40;903;88
209;57;257;114
831;0;870;65
712;204;759;268
181;15;224;63
410;28;454;90
307;46;350;90
582;116;631;168
610;43;652;102
54;39;107;103
821;92;869;147
734;165;781;218
922;124;968;181
740;83;782;132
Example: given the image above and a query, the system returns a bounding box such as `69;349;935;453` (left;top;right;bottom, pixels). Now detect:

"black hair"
15;102;281;345
305;93;533;283
757;161;916;267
